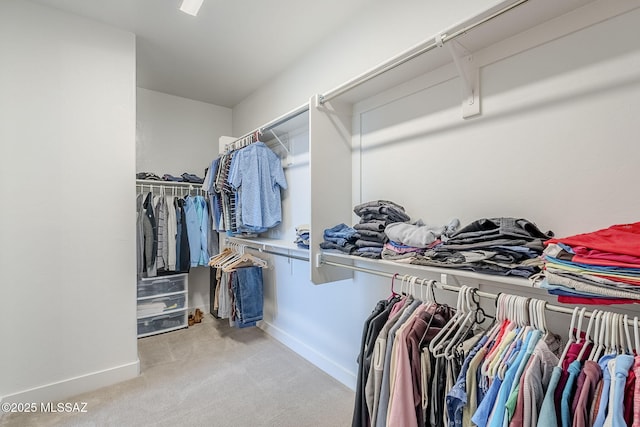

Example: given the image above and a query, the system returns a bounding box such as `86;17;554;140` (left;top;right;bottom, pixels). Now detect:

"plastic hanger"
587;310;602;361
223;252;268;272
613;313;621;354
575;307;587;345
577;309;598;362
409;276;418;299
557;307;580;367
603;312;613;356
590;311;608;361
538;300;548;337
623;314;633;355
634;316;640;355
390;273;400;298
209;247;234;266
497;296;531;378
418;278;425;302
443;287;480;360
429;285;469;356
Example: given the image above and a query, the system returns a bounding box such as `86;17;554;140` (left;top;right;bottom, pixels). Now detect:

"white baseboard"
258;321;356;390
1;359;140;404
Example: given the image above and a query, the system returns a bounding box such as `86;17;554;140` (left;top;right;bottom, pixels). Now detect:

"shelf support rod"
441;37;481;119
269;129;294;167
269;129;289;154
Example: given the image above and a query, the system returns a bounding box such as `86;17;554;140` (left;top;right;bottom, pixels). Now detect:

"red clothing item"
546;222;640;258
557;295;639;305
572;245;640;267
625;367;636;426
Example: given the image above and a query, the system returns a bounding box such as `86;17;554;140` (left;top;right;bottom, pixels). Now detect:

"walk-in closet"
3;0;640;426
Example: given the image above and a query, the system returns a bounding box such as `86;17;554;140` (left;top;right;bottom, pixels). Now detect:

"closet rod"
234;244;309;262
319;0;529;104
136;179;197;187
320;258;639;326
227;103;309;149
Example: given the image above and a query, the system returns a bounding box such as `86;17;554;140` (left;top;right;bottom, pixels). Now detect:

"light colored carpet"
1;314;355;427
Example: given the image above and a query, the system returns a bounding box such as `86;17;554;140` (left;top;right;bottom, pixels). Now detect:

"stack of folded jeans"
411;217;552;277
180;172;204;184
294;224;310;249
320;223;358;254
353;200;411;259
382;218;460;262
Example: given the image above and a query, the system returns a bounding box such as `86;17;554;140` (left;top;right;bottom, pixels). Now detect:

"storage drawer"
137;274;187;298
137;293;186;319
137;311;187;337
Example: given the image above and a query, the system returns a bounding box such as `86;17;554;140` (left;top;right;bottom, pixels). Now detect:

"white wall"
136;88;232;312
232;0;500;135
232;0;640;389
0;0;138;402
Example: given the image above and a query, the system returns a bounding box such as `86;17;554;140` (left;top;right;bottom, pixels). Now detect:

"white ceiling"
30;0;374;107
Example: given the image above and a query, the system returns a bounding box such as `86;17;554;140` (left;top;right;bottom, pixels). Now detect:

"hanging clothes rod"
320;258;639;326
319;0;529;104
136;179;198;187
225;103;309;152
228;242;309;262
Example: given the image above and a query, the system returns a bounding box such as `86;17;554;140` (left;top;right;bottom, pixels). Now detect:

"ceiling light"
179;0;204;16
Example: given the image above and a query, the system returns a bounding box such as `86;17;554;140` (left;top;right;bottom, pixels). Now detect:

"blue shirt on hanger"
227;142;287;232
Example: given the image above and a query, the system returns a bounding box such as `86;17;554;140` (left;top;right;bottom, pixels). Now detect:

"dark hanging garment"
352;298;394;427
175;198;190;273
142;192;157;277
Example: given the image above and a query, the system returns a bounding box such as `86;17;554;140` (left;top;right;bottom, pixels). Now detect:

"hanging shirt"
606;355;634;427
185;195;209;267
593;353;617;427
632;355;640;427
502;329;543;423
572;360;603;427
165;195;177;271
536;366;562;427
367;298;410;427
510;336;560;427
446;335;488;427
227;142;287;232
560;360;582;427
375;300;421;427
487;330;538;427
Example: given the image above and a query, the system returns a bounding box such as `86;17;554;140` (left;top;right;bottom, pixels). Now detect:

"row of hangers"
208;241;268;272
136;183;206;197
389;274;555;364
390;272;640;369
225;130;262;153
390;274;488;360
559;307;640;365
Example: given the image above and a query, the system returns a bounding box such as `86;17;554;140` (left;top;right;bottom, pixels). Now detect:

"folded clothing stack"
382;218;460;262
320;223;358;253
353;200;411;259
136;172;162;180
411;217;551;278
136;172;204;183
294;224;310;249
540;222;640;305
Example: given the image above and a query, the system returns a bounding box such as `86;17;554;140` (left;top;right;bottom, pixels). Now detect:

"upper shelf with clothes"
217;0;640;286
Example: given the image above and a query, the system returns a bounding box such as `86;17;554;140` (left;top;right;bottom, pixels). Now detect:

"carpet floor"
1;314;355;427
